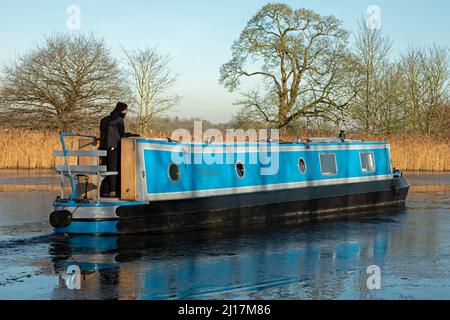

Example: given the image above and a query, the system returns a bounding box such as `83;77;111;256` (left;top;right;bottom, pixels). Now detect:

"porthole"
168;163;180;182
298;158;306;174
235;162;245;179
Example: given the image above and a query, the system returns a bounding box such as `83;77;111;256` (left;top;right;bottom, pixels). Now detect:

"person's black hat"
114;102;128;113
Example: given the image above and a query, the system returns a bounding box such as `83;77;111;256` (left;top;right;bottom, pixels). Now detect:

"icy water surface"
0;170;449;300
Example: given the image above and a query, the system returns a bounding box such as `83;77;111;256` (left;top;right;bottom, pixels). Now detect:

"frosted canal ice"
0;170;449;299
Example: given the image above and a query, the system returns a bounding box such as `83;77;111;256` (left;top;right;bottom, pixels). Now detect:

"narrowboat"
50;133;409;235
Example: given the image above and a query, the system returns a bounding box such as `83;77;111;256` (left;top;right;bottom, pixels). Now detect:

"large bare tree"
219;3;353;129
123;47;180;133
0;33;128;130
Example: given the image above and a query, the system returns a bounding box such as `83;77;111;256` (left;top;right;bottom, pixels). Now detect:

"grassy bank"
0;127;449;171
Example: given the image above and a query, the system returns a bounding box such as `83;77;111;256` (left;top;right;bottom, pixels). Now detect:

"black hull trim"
114;177;409;234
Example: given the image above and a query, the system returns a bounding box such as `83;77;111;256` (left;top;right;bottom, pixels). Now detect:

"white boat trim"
144;174;393;201
138;143;389;154
53;205;120;219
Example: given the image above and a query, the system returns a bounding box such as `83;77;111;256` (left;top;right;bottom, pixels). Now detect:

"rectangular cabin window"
360;152;376;173
319;153;337;176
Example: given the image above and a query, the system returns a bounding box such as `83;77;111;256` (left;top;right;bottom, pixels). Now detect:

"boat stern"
392;172;410;203
50;199;144;235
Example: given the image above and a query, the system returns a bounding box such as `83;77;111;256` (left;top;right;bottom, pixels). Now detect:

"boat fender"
50;210;73;228
393;170;402;178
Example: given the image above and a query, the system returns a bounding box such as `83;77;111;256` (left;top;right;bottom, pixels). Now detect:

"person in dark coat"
99;102;129;197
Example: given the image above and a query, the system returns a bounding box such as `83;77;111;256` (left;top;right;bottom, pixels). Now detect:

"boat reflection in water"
49;208;405;300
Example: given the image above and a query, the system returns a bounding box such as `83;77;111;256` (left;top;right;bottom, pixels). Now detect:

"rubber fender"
50;210;73;228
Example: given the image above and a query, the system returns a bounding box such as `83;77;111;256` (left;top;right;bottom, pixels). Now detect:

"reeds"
0;128;61;169
355;134;450;172
0;184;65;192
0;127;449;171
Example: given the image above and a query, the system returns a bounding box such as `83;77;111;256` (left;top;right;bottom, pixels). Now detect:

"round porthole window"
168;163;180;182
298;158;306;174
235;162;245;179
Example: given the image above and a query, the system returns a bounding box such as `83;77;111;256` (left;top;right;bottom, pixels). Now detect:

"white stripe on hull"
144;174;393;201
138;143;389;154
53;205;119;220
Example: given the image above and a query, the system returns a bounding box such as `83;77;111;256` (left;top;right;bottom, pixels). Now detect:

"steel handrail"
59;132;98;201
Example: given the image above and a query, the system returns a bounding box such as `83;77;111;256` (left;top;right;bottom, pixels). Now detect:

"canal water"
0;170;449;300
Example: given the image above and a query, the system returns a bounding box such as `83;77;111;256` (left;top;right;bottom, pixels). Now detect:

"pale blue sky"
1;0;449;123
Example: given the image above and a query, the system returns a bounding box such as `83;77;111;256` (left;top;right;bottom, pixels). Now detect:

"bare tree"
0;33;128;131
123;47;180;133
219;3;353;130
371;64;408;134
348;20;450;136
348;18;403;134
400;44;450;134
399;45;425;133
436;103;450;135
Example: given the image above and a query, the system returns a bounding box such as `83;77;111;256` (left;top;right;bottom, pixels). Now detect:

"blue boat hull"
51;137;409;235
53;176;409;235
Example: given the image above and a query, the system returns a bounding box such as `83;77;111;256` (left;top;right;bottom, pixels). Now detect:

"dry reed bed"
0;127;449;171
350;134;450;172
0;184;66;192
410;184;450;193
0;128;61;169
